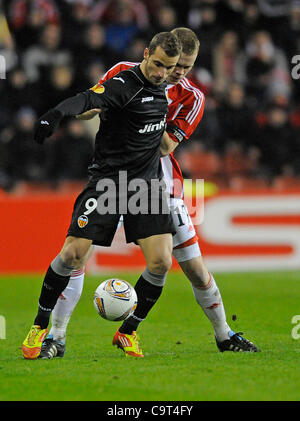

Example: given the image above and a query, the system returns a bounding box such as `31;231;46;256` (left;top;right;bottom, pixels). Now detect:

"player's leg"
172;199;259;351
121;233;173;332
43;218;125;352
113;232;173;357
39;245;94;359
23;178;121;359
35;236;91;331
42;218;124;355
39;268;84;359
171;197;231;337
46;218;124;346
49;269;85;342
179;257;259;351
22;236;92;359
178;255;231;341
112;182;175;357
171;198;230;340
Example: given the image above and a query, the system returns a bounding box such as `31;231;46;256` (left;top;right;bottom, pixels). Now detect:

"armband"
166;125;186;143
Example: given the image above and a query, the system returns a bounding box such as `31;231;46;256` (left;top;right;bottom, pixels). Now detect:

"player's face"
167;51;198;84
142;46;180;85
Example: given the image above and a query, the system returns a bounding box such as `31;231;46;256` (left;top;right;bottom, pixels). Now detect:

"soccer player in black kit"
22;32;182;359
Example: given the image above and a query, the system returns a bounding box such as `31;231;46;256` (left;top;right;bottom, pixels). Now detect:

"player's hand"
76;108;101;120
34;109;63;144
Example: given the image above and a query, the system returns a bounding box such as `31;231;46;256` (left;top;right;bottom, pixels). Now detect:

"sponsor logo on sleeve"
113;77;125;83
90;84;105;94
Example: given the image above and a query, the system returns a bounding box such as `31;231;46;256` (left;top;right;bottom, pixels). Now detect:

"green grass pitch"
0;270;300;401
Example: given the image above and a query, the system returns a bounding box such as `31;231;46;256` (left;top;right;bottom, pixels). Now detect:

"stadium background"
0;0;300;273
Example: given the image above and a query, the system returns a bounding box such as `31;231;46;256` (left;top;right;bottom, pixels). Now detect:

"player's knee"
60;249;76;268
60;247;85;269
148;253;172;274
60;238;92;269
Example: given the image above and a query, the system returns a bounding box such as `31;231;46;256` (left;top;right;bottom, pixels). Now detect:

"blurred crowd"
1;0;300;192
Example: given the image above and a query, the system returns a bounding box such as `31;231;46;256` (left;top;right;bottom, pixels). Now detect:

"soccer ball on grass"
93;279;137;321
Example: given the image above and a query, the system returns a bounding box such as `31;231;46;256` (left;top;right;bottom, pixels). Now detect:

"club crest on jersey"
78;215;88;228
90;83;105;94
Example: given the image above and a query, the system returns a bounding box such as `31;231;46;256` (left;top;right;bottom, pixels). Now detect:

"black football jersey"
56;65;168;182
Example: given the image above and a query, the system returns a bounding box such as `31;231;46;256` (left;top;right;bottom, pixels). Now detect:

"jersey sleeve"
166;91;205;143
55;69;143;117
87;69;143;111
99;62;134;84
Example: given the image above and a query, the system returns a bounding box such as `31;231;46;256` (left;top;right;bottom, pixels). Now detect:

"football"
93;279;137;321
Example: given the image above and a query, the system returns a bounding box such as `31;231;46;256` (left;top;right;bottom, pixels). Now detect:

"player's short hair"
148;32;182;57
171;27;200;55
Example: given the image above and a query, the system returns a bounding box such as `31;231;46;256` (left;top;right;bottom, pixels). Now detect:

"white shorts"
170;198;201;263
117;198;201;263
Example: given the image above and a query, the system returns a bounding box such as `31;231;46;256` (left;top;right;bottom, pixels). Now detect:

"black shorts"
67;179;175;246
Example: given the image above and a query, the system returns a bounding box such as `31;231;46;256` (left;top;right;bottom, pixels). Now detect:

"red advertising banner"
1;188;300;273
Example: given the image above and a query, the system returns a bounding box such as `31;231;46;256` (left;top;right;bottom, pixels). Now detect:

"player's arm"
34;74;139;144
76;108;101;120
33;89;104;144
160;131;179;156
160;87;205;156
165;88;206;150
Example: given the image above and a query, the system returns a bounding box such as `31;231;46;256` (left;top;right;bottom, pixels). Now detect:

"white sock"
49;268;85;342
192;273;231;342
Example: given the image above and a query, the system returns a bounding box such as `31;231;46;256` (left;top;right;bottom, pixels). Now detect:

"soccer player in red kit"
39;28;259;359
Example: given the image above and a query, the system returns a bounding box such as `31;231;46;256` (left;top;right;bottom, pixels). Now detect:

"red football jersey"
99;61;205;198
